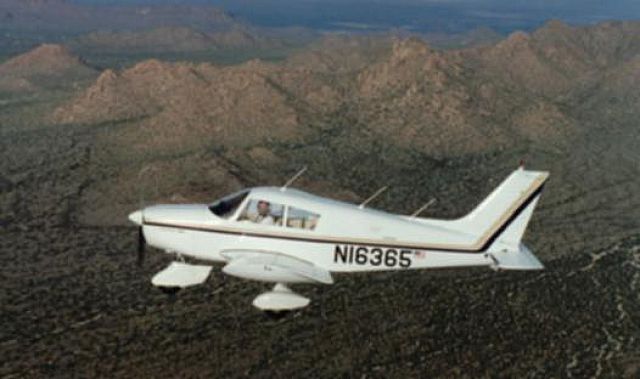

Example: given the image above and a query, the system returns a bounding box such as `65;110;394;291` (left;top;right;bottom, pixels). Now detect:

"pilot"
255;200;275;225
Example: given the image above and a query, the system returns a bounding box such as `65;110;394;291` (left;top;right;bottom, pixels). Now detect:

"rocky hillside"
51;21;640;153
0;0;248;60
17;20;640;258
52;59;324;148
423;26;503;49
0;44;96;93
54;21;609;154
473;20;640;97
69;26;288;54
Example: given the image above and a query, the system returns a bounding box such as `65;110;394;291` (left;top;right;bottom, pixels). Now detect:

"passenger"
254;200;275;225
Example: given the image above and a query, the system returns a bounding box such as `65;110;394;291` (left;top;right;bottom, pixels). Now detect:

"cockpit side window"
209;190;250;219
238;199;284;226
286;207;320;230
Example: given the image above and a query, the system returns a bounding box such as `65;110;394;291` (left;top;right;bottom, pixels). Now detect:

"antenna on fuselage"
280;166;308;192
359;186;388;209
410;198;436;218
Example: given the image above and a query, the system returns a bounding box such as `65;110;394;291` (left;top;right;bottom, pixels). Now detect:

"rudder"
455;167;548;270
484;191;545;270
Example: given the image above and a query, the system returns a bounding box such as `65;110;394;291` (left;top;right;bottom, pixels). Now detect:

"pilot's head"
257;200;271;216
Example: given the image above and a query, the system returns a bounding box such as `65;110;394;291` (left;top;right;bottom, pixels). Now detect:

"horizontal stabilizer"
490;244;544;270
151;262;213;288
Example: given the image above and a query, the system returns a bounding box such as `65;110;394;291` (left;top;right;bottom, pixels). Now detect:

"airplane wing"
221;249;334;284
151;261;213;288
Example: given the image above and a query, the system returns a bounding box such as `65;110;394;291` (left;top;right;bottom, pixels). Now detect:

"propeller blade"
137;226;146;266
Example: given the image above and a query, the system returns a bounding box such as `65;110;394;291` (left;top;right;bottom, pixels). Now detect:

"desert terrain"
1;2;640;377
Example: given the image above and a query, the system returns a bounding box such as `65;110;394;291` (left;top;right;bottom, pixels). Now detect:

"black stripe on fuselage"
143;183;545;254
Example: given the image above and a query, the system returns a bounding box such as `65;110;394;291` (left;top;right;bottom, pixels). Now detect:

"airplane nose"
128;210;144;225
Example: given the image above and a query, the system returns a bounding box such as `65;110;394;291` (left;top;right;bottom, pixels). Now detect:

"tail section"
457;168;548;240
457;167;549;270
484;189;545;270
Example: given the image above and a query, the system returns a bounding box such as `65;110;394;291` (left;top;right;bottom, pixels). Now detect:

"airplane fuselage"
142;214;492;277
133;172;547;282
128;168;548;310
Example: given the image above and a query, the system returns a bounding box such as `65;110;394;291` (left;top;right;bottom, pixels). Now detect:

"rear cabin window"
286;207;320;230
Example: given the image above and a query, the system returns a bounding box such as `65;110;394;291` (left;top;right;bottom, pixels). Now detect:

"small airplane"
128;166;548;314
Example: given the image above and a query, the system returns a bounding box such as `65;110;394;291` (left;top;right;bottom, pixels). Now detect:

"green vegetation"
76;46;306;70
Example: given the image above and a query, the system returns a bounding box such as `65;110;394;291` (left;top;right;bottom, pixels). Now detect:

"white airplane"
128;166;548;314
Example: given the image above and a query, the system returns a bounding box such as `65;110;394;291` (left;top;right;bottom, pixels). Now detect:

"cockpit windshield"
209;190;250;218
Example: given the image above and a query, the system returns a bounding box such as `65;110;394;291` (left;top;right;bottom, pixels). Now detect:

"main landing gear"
252;283;310;317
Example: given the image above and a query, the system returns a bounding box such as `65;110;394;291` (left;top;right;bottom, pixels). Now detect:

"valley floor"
1;101;639;378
